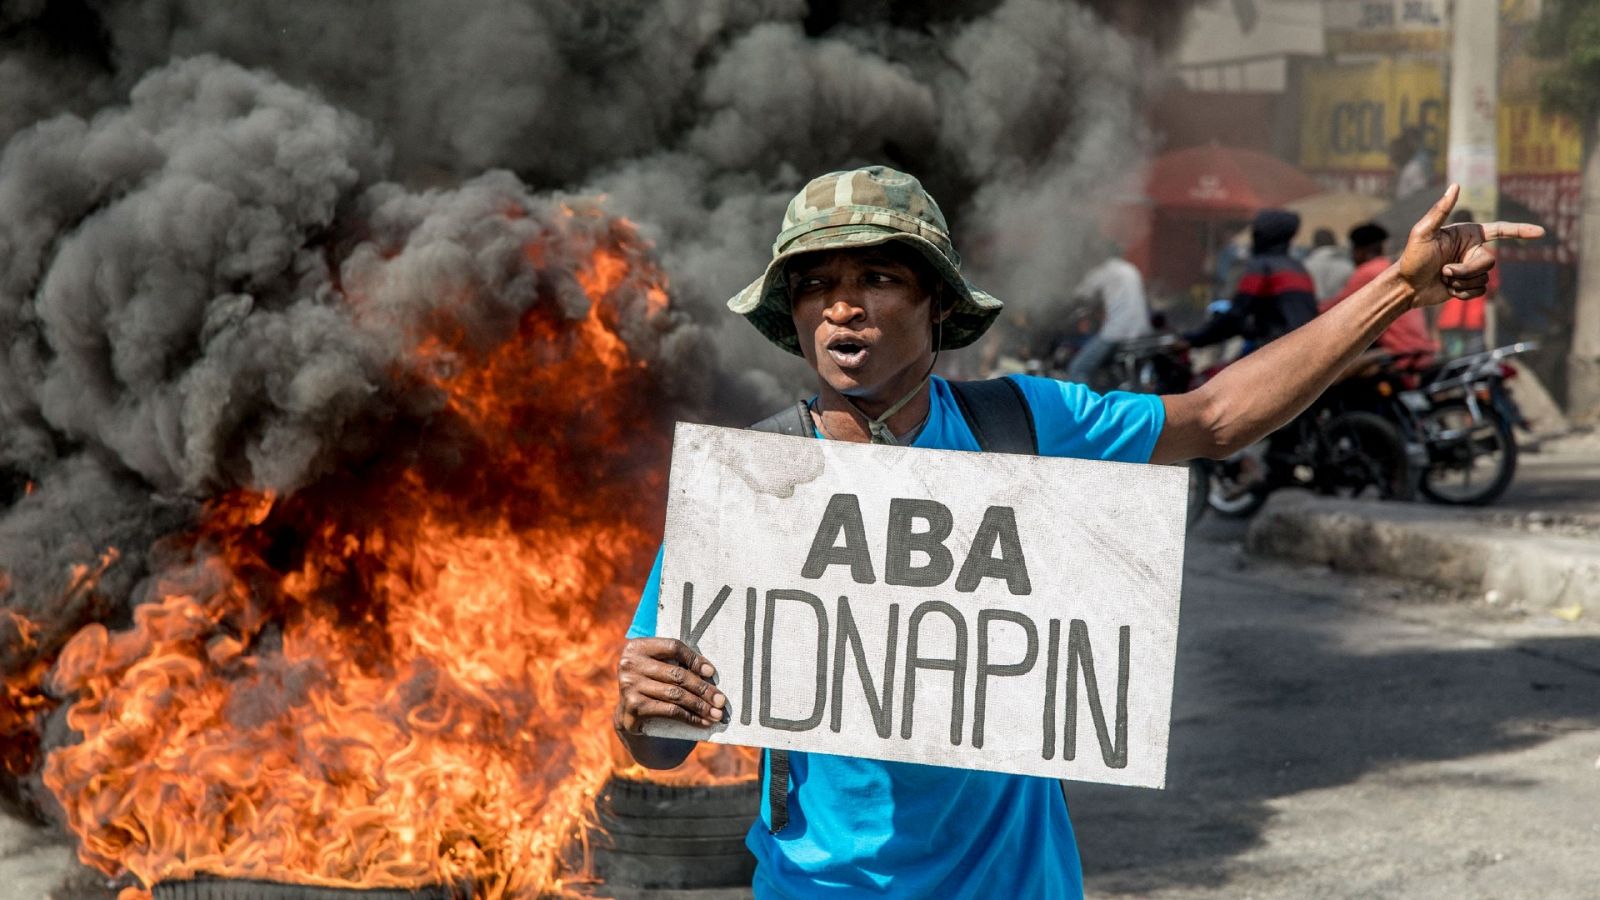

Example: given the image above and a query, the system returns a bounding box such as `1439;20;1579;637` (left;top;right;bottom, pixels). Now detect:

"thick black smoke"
0;0;1199;818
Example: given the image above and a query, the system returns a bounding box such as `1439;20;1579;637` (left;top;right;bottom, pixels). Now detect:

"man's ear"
931;284;956;323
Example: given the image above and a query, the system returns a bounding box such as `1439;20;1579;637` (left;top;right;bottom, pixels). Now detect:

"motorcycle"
1094;332;1195;397
1394;342;1535;506
1064;314;1426;525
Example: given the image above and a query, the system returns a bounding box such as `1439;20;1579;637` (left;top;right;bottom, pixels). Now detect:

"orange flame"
37;202;751;898
3;609;38;652
1;549;119;780
2;596;53;777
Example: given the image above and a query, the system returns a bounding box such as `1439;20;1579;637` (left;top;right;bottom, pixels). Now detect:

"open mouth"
826;336;870;369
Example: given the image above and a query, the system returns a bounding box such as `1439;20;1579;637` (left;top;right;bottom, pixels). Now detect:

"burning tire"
589;774;759;890
150;878;463;899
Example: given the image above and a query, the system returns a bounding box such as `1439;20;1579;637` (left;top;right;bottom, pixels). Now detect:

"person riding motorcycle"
1063;246;1153;383
1190;213;1415;507
1321;222;1438;380
1179;209;1317;356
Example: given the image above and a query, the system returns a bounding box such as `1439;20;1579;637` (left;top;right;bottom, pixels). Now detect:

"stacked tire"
152;878;461;899
590;774;759;890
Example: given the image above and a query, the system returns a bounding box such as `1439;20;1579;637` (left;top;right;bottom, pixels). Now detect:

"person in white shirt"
1303;228;1355;302
1064;251;1152;383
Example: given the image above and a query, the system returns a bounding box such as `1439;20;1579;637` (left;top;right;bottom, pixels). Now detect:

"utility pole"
1445;0;1500;343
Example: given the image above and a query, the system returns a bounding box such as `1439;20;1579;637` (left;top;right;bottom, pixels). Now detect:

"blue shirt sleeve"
625;545;664;639
1007;374;1165;463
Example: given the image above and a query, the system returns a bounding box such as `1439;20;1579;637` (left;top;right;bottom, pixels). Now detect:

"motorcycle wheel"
1418;401;1518;505
1317;411;1414;501
1207;458;1270;518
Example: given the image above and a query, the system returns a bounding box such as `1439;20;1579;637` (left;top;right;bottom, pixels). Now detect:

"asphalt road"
1074;520;1600;900
1497;438;1600;518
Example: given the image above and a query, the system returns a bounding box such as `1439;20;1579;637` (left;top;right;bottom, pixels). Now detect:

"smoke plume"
0;0;1198;839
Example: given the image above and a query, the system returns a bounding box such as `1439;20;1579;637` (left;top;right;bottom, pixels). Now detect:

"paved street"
1499;434;1600;519
1076;519;1600;900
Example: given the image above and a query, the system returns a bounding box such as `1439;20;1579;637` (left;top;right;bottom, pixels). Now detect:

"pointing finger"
1412;183;1460;239
1480;221;1546;242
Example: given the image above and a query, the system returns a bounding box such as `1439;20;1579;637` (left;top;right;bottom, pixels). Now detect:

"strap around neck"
837;374;929;444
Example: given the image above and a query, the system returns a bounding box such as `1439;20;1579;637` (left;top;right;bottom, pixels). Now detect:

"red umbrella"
1145;143;1323;215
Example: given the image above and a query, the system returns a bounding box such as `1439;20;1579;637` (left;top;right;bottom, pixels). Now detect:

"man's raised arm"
1151;185;1543;465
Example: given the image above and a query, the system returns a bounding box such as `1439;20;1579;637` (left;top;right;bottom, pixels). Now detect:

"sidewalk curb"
1243;492;1600;612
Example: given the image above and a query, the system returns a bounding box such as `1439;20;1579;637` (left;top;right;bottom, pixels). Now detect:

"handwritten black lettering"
1061;620;1130;768
759;588;830;732
954;506;1032;595
901;600;968;745
972;608;1039;749
830;596;899;738
801;493;876;584
885;498;955;587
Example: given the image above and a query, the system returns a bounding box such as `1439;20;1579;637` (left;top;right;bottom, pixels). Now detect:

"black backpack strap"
948;377;1038;455
748;400;814;437
767;749;790;834
746;401;810;834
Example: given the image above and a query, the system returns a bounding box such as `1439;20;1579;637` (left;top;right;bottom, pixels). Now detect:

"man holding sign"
613;166;1540;898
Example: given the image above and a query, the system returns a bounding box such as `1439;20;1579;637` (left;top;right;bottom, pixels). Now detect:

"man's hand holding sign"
613;169;1542;899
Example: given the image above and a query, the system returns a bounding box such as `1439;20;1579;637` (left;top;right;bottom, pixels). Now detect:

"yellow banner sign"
1305;41;1583;179
1300;59;1446;172
1499;102;1583;175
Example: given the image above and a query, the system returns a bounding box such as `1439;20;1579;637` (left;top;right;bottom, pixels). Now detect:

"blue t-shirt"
627;374;1165;899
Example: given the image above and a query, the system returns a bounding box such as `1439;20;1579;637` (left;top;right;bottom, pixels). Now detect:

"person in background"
1180;209;1316;357
1304;227;1355;302
1064;246;1153;383
1435;208;1495;356
1210;220;1250;298
1322;222;1437;373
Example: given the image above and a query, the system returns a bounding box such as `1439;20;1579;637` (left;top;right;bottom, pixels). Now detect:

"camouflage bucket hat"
728;166;1003;356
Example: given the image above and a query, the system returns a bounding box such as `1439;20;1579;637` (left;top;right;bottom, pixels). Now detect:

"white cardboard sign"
645;422;1186;788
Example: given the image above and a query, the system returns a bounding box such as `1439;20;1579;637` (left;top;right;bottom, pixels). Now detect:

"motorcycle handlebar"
1431;341;1536;382
1425;341;1537;395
